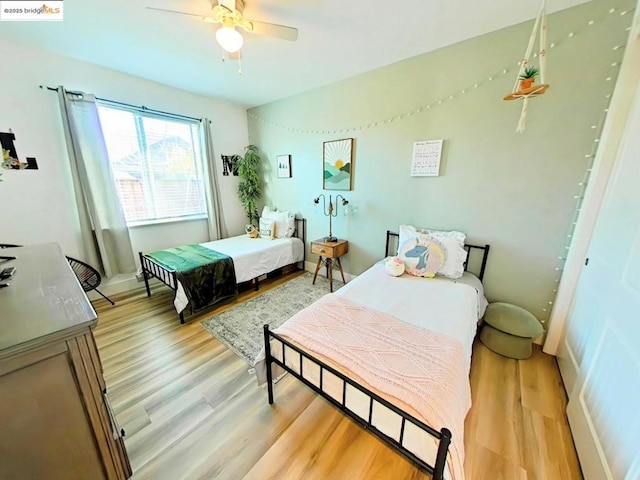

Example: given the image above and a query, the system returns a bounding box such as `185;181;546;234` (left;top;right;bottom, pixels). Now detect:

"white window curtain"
57;87;136;277
201;118;228;240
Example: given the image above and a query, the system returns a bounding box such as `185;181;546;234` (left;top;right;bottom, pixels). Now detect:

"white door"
563;71;640;478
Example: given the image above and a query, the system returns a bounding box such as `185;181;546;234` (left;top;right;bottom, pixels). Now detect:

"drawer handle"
319;249;326;253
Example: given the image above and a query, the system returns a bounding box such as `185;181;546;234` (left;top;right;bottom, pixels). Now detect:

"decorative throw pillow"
399;237;445;278
398;225;467;279
282;210;296;238
384;256;405;277
261;206;293;239
424;229;467;279
259;217;275;239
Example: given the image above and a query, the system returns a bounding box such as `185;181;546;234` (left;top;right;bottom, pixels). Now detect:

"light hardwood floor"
93;272;583;479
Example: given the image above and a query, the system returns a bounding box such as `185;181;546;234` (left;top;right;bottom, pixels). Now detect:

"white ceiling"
1;0;591;108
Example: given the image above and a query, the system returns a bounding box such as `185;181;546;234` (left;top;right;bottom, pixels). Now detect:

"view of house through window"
97;103;207;225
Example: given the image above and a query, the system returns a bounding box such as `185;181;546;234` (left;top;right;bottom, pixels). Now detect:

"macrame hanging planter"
504;0;550;132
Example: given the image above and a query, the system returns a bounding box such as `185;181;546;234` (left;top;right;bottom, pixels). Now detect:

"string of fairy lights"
249;7;634;137
540;7;634;325
250;6;634;324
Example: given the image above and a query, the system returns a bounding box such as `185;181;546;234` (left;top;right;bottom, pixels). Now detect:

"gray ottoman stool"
480;302;544;359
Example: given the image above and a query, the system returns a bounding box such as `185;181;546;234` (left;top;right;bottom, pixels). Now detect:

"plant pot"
519;78;535;90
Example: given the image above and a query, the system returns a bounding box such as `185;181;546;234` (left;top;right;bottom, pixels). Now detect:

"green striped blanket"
146;244;238;312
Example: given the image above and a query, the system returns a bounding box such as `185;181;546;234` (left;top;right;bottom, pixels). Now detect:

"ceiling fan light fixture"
216;26;244;53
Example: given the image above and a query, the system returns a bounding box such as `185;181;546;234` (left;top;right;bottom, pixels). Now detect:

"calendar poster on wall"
410;139;443;177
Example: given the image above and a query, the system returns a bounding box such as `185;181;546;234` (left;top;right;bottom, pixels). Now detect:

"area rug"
201;272;341;366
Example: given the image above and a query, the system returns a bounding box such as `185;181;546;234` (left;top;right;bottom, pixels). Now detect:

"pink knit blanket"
274;293;470;480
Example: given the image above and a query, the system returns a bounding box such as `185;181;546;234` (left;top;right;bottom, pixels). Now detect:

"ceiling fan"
147;0;298;55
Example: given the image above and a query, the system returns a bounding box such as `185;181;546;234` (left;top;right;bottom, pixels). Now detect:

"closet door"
563;70;640;479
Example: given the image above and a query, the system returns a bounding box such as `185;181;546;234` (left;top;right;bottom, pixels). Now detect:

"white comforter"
174;235;304;313
336;262;487;364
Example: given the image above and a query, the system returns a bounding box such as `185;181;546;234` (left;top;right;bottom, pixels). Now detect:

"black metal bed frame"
263;230;491;479
139;217;307;324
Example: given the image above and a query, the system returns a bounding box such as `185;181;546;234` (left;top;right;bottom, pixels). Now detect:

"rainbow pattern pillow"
398;225;467;278
399;237;446;278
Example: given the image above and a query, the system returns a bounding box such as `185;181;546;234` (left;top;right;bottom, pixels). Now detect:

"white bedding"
255;262;488;479
336;262;488;364
173;235;304;313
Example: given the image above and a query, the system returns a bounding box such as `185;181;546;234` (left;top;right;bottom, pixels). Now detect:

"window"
97;103;206;225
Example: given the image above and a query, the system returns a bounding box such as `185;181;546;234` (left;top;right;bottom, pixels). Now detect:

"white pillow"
261;206;283;238
281;210;296;238
259;217;275;239
261;206;296;238
398;225;467;279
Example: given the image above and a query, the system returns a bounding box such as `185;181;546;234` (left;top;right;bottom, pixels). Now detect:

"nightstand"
311;238;348;292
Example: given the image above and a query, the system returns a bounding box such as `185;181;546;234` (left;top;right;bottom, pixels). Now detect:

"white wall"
0;38;248;277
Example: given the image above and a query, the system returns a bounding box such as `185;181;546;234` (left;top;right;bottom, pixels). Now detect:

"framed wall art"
323;138;353;191
277;154;291;178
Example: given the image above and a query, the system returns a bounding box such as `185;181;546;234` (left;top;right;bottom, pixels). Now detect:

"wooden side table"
311;239;348;292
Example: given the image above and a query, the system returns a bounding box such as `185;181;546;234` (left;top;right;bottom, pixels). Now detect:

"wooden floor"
93;272;583;480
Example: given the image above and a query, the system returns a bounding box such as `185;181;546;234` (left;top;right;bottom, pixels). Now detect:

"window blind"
97;103;206;225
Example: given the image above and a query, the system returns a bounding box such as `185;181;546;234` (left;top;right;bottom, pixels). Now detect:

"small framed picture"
277;154;292;178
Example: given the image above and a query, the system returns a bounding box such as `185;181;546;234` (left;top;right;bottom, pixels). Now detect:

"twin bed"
259;231;490;480
139;218;306;323
140;224;489;479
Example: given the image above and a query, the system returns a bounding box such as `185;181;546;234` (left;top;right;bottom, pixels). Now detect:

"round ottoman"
480;302;544;359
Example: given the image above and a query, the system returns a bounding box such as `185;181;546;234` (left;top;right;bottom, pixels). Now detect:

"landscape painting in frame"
323;138;353;191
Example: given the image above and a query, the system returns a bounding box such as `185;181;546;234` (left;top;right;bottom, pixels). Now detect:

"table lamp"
314;194;349;242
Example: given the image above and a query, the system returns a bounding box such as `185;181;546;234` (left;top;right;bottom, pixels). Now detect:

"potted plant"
237;144;262;226
519;66;539;91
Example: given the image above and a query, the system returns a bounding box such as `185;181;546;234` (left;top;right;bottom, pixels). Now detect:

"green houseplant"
519;66;539;90
237;144;262;226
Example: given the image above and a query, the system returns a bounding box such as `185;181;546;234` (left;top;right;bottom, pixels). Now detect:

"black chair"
66;256;115;305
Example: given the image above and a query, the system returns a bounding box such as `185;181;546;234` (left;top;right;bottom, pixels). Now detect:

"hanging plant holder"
504;0;550;132
504;84;549;101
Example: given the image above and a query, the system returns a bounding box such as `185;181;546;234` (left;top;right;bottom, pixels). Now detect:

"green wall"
248;0;634;325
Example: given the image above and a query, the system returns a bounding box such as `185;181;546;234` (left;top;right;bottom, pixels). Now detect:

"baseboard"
86;273;153;301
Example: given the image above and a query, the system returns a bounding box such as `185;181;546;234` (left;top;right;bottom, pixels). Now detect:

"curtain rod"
39;85;202;122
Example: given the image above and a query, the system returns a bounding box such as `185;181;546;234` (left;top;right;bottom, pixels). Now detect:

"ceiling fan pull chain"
238;56;243;75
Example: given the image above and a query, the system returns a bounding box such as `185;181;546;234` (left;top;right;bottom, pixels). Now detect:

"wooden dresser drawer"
311;240;348;258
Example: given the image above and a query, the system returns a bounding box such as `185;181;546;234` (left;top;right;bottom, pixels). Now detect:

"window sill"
127;214;208;228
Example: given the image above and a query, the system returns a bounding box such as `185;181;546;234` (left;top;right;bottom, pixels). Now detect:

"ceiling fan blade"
217;0;238;12
245;20;298;41
146;7;218;23
211;4;235;22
